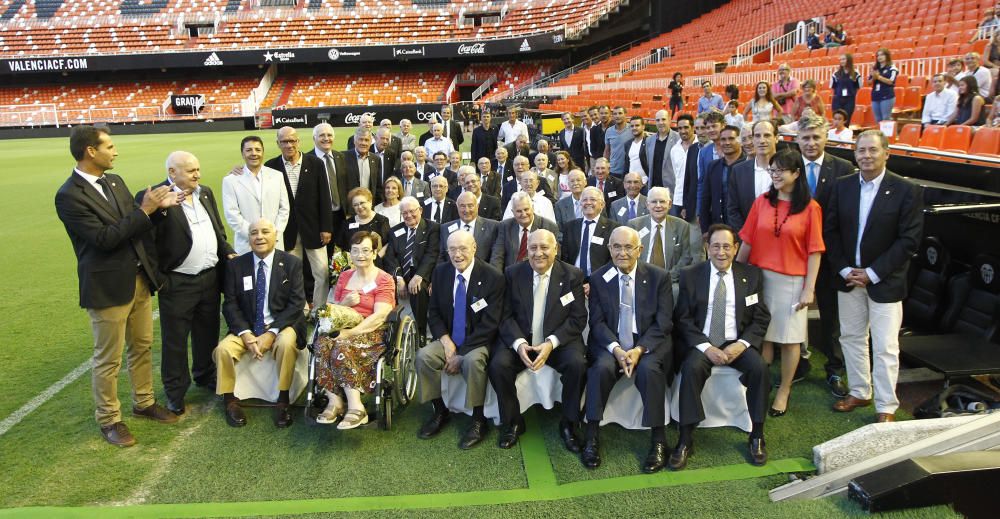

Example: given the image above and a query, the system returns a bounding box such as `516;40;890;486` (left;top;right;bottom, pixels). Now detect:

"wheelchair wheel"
378;393;392;430
392;314;419;406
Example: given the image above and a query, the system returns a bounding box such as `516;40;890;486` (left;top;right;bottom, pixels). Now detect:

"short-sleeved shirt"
604;124;630;174
333;269;396;317
739;196;825;277
772;78;800;115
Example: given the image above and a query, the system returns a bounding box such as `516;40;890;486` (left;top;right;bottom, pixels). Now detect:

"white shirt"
498;120;529;146
502;191;556;223
643;217;671;263
921;88;959;124
973;66;993;98
627;139;644;178
425;136;455;158
315;149;340;211
427;198;447;223
575;218;598;274
172;184;219;275
753;161;771;197
356;153;371;191
511;265;561;351
452;261;475;305
696;262;739;352
669;141;689;206
840;170;884;285
74;168;110;201
828;127;854;142
563;127;574;147
606;262;639;353
239;251;279;337
455;218;476;234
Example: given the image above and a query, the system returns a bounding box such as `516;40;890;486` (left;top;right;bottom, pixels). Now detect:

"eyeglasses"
278;139;299;145
708;243;735;252
447;246;473;255
351;248;374;256
610;244;639;254
766;167;793;177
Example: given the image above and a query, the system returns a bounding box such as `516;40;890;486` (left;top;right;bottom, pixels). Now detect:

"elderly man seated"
214;219;306;428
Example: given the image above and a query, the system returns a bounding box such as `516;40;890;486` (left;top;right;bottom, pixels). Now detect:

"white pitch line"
0;360;91;437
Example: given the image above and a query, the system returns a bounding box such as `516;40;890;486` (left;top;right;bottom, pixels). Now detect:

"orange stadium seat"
941;125;974;153
969;127;1000;157
918;125;946;149
896;124;922;147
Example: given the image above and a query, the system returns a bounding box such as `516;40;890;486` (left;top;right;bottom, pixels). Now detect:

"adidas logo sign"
519;39;531;52
204;52;223;66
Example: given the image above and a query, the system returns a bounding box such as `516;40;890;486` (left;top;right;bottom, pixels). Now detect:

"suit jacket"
55;171;164;308
427;258;504;355
644;130;681;190
823;170;924;303
481;171;502;198
500;180;556;211
414;162;434;180
310;148;349;214
373;145;398;187
399;176;430;203
610;194;649;224
383;219;440;285
438;217;504;265
499;260;587;354
811;153;855;211
558;126;588;168
618;137;649;176
560;216;620;278
627;214;694;282
586;175;625;217
471;125;498;164
553;195;580;230
725;158;758;233
678;142;701;220
265;152;333;250
397;132;417;153
492;160;515;185
422;197;457;225
587;262;673;356
699;154;746;233
138;181;235;283
478;194;502;221
426;168;459;191
504;143;532;164
674;261;770;356
589;124;607;158
343;149;383;207
443;119;464;149
221;250;307;348
497;216;559;272
221;165;290;254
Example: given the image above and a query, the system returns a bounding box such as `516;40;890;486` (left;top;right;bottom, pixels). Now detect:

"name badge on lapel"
617;206;626;216
362;281;377;294
415;191;424;197
590;236;605;245
348;222;360;229
638;227;650;239
243;276;253;291
602;268;617;283
471;299;488;313
607;191;617;197
448;223;459;233
746;293;759;306
560;292;576;306
394;227;406;237
423;198;433;205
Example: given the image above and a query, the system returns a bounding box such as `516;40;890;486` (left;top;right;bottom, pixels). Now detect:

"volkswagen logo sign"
328;49;341;61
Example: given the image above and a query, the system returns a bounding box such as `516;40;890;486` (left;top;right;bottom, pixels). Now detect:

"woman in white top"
827;109;854;144
373;176;404;227
743;81;782;123
553;150;577;200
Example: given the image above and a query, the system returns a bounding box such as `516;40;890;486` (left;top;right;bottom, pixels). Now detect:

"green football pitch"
0;127;957;518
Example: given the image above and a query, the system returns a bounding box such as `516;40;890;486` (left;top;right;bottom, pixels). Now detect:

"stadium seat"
896;123;922;147
918;125;946;149
941;125;974;153
969;127;1000;157
903;237;953;333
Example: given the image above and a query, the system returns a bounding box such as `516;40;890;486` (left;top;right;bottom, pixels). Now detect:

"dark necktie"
628;199;636;220
96;177;121;216
452;274;467;347
651;223;666;269
325;154;340;210
709;271;727;347
403;228;415;278
253;260;267;337
517;227;528;262
434;202;441;223
580;220;593;276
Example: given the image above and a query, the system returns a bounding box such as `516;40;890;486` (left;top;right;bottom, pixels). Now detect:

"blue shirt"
604;124;630;175
696;143;718;215
870;65;898;101
697;94;725;114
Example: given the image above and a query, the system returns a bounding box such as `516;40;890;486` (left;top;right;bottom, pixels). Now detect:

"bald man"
141;151;237;415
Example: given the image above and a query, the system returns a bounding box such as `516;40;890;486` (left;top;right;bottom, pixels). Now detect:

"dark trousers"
677;345;769;427
814;265;844;376
158;269;221;404
585;347;670;427
407;281;430;337
832;96;856;123
669;98;683;114
488;344;587;426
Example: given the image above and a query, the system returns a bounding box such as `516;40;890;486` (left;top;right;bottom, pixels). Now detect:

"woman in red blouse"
736;149;824;417
316;231;397;429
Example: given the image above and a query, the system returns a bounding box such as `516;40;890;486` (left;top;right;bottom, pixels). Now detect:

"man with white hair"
531;152;558;199
346;113;376;150
560;186;620;284
609;172;648;225
380;118;402;154
553;169;588;229
440;104;465;150
423;175;457;224
497;192;559;270
438;191;504;265
425;123;456;158
383;196;440;336
502;168;556;223
373;126;398;184
413;146;434;179
344;128;383;205
531;138;558;172
397;118;416;153
461;166;502;220
311;123;349;243
628;186;693;285
476;156;502;199
501;155;556;209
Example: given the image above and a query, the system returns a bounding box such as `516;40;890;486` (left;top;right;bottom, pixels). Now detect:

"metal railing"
769;17;825;56
471;74;497;101
731;28;777;66
618;46;669;78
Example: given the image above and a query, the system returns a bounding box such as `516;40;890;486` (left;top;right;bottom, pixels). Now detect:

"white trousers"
837;287;903;413
289;236;330;309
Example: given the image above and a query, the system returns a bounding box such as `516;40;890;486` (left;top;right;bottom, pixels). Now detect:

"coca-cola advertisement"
272;104;441;129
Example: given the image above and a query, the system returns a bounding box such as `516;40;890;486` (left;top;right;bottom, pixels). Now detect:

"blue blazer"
587;262;673;357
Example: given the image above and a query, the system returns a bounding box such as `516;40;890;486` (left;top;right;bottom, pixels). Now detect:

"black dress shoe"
224;401;246;427
273;402;293;428
559;422;582;453
459;418;488;450
166;400;185;416
668;443;693;471
195;378;217;392
827;374;849;398
748;437;767;466
418;411;450;439
642;442;668;473
768;407;787;418
581;438;601;469
497;422;525;449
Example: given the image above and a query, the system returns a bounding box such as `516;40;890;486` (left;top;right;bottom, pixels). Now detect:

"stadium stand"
266;71;451;108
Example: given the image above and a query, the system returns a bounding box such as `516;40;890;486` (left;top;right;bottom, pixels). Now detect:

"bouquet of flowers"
312;303;364;338
329;246;353;288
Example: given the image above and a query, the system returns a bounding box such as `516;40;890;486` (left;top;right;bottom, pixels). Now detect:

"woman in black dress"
342;187;390;267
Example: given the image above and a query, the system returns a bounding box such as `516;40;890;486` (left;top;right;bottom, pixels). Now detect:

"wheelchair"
303;305;422;429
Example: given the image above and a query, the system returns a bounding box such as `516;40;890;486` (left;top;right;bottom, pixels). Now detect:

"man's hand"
320;232;332;245
583;282;590;299
623;346;644;377
516;343;535;370
703;346;730;366
846;268;871;287
340;291;361;307
257;331;276;355
229;164;244;176
531;341;554;371
140;185;182;214
444;340;462;374
612;346;631;376
408;275;424;295
721;342;746;363
395;276;408;299
240;332;263;360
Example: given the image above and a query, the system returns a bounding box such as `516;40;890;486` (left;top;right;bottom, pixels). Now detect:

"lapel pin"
742;278;747;283
885;190;890;195
111;182;117;187
278;262;284;267
477;281;482;286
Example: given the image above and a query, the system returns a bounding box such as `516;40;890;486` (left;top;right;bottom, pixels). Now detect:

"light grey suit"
533;167;558;195
627;214;694;283
553;195;581;233
644;130;681;194
401;176;429;204
609;194;649;225
397;132;417;153
438;217;504;265
497;216;559;272
221;165;290;254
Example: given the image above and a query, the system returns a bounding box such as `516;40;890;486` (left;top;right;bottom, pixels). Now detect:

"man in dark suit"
492;147;513;188
373;127;399;187
554;169;587;230
529;139;558;174
398;159;430;203
727;120;777;233
344;129;383;205
497;192;560;271
500;156;557;209
679;118;703;225
670;223;772;470
471;111;498;165
559;112;588;169
796;114;855;397
589;105;610;165
438;192;504;265
379;118;403;155
825;130;923;423
428;151;459;190
383;197;441;336
416;230;504;449
311;123;349;252
214;219;306;429
423;176;458;225
414;146;435;180
699;125;745;234
440;104;465;150
55;125;181;447
475;157;503;199
586;158;625;215
582;227;674;473
560;187;620;283
490;229;588;451
670;114;699;223
461;166;502;221
265;126;333;309
504;133;533;166
143;151;236;415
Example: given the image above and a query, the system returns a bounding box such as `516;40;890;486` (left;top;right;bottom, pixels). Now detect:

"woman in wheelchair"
315;231;397;429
